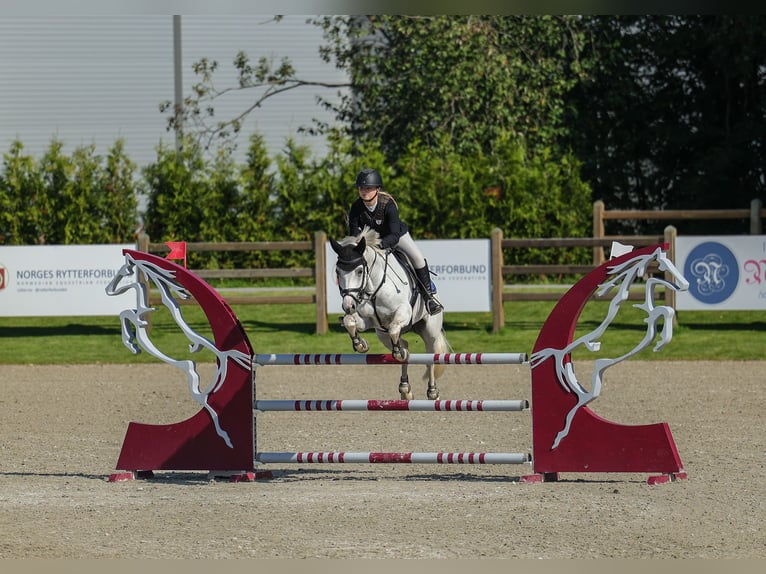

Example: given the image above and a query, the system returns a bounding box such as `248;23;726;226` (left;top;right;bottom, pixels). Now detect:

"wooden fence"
137;231;329;334
138;199;764;334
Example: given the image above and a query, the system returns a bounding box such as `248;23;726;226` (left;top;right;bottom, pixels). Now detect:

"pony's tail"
428;328;453;382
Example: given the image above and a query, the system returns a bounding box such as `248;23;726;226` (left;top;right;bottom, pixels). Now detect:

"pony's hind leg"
376;331;412;399
425;365;439;400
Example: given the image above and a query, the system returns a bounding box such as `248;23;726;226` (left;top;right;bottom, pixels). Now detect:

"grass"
1;297;764;364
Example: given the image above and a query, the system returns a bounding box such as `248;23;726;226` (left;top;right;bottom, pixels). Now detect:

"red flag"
165;241;187;268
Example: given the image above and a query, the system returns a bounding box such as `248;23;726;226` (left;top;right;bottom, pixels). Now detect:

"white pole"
254;399;529;412
253;352;529;367
256;452;531;464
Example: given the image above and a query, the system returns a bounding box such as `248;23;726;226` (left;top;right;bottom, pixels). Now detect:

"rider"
348;167;443;315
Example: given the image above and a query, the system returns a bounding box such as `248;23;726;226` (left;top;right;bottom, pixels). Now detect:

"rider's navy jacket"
348;192;408;250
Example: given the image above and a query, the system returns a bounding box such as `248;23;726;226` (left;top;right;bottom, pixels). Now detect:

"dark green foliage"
5;15;762;262
317;15;592;161
566;15;766;234
136;130;592;274
0;139;138;245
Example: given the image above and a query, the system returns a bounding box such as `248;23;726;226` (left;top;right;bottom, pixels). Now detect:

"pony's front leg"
341;312;370;353
388;303;417;363
389;328;410;363
398;363;413;400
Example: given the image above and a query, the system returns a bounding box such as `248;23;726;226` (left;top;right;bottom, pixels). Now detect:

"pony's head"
330;227;381;314
330;235;367;271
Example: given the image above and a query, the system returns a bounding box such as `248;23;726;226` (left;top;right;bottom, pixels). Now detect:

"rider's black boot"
415;262;443;315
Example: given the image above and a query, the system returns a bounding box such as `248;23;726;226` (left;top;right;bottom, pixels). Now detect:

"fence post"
592;200;605;266
664;225;678;327
751;198;763;234
491;228;504;333
314;231;328;335
137;231;149;253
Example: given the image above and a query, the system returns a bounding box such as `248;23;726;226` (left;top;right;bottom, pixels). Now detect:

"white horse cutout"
105;252;251;448
529;246;690;449
330;227;451;400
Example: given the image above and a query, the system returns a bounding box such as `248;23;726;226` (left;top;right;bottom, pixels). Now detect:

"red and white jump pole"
256;452;531;464
253;352;528;366
253;399;528;412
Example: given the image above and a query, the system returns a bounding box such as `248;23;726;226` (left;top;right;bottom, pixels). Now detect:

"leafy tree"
161;16;350;153
61;142;138;244
389;134;592;266
99;139;140;243
0;139;138;245
567;15;766;234
316;15;594;162
236;133;279;267
0;141;45;244
142;138;209;250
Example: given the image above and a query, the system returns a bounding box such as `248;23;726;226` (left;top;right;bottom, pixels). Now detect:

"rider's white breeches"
396;232;427;269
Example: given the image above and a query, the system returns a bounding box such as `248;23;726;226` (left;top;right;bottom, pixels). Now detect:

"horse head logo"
106;251;251;448
530;246;689;450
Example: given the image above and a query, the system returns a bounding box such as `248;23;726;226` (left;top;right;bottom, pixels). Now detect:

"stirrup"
426;297;443;315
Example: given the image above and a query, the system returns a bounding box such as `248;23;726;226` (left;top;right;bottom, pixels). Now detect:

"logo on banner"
684;241;738;304
0;264;6;291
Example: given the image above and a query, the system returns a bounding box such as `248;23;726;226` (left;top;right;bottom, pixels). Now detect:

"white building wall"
0;15;348;169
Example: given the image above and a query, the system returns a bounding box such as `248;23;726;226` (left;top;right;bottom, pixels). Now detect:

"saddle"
388;248;420;309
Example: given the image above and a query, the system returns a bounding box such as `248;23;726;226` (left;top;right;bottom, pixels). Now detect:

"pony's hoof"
399;381;412;400
352;338;369;353
393;347;409;362
427;387;440;400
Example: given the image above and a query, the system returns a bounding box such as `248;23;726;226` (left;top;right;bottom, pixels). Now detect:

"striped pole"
256;452;531;464
253;352;528;366
254;399;529;412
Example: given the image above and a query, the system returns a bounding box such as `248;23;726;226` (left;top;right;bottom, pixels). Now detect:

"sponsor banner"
675;236;766;310
0;244;136;317
326;239;492;313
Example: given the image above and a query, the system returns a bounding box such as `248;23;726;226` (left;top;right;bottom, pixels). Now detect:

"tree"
0;141;45;244
566;16;766;233
0;139;138;245
161;16;350;153
317;15;594;162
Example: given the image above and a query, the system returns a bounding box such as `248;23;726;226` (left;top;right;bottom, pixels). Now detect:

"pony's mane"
338;226;382;251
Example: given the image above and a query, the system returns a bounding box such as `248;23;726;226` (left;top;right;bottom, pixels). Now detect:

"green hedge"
1;132;592;274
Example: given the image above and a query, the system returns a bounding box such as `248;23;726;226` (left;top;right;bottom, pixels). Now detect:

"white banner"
325;239;492;314
675;235;766;310
0;244;137;317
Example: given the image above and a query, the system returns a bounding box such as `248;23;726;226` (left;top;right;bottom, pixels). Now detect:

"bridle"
337;246;408;328
337;248;384;306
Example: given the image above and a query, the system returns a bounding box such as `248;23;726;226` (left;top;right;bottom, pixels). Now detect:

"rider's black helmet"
356;168;383;188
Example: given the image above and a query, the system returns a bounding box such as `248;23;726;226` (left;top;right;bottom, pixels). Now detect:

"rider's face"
358;186;379;203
